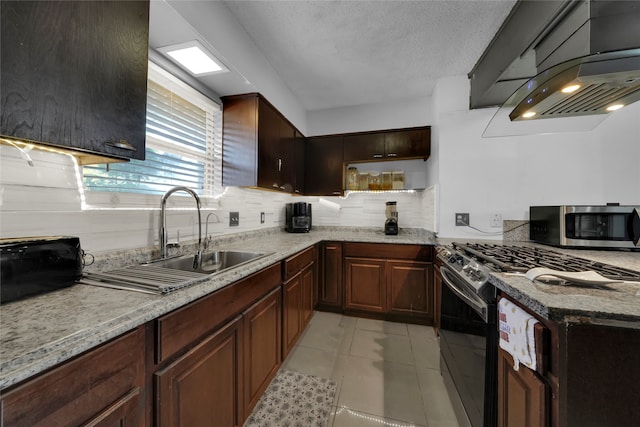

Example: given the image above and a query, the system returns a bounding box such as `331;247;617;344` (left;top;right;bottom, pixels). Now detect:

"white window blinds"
83;62;220;196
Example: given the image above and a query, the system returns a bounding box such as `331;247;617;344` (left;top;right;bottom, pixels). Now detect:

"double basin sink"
82;250;272;294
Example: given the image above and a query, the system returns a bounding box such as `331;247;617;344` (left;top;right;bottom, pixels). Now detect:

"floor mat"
244;369;337;427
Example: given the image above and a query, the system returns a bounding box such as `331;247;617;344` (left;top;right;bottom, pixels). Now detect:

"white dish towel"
498;298;539;372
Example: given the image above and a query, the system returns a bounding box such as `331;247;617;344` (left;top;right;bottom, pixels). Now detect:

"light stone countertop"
0;227;435;391
1;228;639;391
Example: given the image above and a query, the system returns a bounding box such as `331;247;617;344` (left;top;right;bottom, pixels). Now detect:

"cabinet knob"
387;153;397;157
280;186;286;190
105;139;136;151
272;183;279;188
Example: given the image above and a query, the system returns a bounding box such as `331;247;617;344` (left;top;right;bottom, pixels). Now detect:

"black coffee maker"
385;201;398;235
285;202;312;233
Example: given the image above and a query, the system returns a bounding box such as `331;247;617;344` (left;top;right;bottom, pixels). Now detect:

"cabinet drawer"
343;242;433;261
282;246;316;281
156;263;281;363
1;327;145;427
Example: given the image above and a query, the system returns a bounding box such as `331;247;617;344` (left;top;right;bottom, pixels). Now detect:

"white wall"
433;75;640;239
306;96;433;136
166;0;308;134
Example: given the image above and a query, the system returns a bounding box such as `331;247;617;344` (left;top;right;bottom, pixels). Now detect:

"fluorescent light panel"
159;41;228;76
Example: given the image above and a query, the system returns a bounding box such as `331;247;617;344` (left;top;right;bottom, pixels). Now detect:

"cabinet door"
1;327;145;427
243;288;282;416
384;128;431;159
343;133;385;162
387;260;433;320
305;136;344;196
1;1;149;160
293;129;305;194
257;101;282;190
318;242;343;309
83;388;143;427
301;261;315;326
345;257;386;313
497;348;548;427
156;316;243;427
283;273;303;358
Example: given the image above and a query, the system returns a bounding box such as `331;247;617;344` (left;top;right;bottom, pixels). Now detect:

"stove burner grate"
452;243;640;282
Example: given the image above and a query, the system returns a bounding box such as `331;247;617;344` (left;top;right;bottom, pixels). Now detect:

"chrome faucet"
160;186;202;268
204;212;221;250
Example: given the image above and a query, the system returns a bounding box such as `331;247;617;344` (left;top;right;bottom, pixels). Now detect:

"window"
83;62;221;197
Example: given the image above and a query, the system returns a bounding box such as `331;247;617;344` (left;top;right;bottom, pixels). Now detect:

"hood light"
606;104;624;111
561;84;581;93
521;111;536;118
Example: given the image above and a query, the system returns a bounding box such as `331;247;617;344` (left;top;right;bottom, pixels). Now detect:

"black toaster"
0;236;83;303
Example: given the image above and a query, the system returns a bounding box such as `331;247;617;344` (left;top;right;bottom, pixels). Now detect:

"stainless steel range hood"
471;0;640;134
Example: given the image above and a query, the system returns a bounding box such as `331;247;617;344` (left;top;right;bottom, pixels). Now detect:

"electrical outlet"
260;212;265;224
230;212;239;227
455;213;470;226
490;213;503;228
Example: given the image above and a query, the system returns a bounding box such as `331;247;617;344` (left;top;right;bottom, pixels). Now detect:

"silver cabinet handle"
105;140;136;151
373;154;383;158
332;191;341;195
387;153;397;157
272;183;279;188
280;186;286;190
278;158;282;172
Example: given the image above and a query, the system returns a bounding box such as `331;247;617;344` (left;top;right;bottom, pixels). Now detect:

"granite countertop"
438;238;640;323
1;227;639;391
0;227;435;390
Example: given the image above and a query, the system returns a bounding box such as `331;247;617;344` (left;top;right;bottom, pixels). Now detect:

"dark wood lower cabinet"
283;271;303;358
345;257;386;313
387;260;432;317
301;262;315;325
0;327;145;427
498;348;548;427
318;242;343;310
243;288;282;416
155;316;243;427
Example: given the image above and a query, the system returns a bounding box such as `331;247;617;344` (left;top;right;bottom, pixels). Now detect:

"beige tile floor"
281;311;460;427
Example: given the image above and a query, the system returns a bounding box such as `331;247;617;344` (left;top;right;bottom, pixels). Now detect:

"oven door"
439;265;497;427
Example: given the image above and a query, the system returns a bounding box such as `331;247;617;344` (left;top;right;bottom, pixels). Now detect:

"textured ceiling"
223;0;517;111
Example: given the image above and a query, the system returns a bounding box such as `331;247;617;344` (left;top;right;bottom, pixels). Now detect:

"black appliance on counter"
436;242;640;427
0;236;83;303
384;201;398;235
285;202;312;233
530;205;640;250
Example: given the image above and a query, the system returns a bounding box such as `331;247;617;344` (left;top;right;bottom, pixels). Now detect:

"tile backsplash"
0;146;436;253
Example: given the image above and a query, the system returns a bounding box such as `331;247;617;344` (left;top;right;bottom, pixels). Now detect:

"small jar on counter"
346;166;359;190
358;172;369;190
392;171;405;190
368;172;381;190
382;172;392;190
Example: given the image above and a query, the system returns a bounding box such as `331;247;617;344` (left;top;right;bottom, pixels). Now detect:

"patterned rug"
244;369;337;427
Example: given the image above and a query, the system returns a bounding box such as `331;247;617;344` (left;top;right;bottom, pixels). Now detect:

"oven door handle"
440;266;489;322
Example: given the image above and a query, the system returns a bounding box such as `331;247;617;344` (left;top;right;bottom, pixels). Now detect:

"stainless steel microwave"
530;205;640;250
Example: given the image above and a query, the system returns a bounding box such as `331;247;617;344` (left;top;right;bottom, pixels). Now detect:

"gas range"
436;242;640;301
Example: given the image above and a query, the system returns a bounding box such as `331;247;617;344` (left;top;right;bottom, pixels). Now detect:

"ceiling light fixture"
561;84;581;93
606;104;624;111
158;41;229;76
521;111;536;118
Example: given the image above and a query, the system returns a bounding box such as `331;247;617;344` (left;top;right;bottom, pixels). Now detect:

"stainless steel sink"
148;250;271;274
80;250;273;294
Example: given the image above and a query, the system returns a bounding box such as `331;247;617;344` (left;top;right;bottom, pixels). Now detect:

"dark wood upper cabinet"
293;129;305;194
342;127;431;163
384;128;431;160
0;1;149;163
304;136;344;196
222;93;299;193
343;133;385;162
